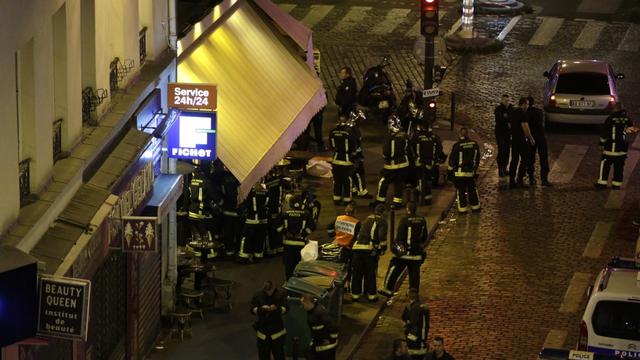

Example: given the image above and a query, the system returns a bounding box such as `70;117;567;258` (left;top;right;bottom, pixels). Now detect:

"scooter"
357;57;397;124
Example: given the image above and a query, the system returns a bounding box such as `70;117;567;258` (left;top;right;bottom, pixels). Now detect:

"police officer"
238;182;269;263
221;167;243;257
351;204;388;302
301;294;339;360
329;116;357;205
335;66;358;117
402;288;430;360
509;98;536;188
374;116;411;209
250;280;288;360
494;94;512;177
413;124;445;205
447;128;481;213
526;96;552;187
381;202;427;296
279;196;314;279
595;104;638;189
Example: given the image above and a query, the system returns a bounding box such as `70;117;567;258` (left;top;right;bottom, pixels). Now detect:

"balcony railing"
109;57;134;97
82;87;108;124
139;27;148;64
19;158;31;206
53;118;63;161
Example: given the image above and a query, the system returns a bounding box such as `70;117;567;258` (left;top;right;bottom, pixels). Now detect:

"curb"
444;32;505;53
342;130;491;360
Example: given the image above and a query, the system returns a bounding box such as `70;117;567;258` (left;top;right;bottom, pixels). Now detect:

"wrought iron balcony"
19;158;31;206
109;57;135;97
139;27;148;64
53;118;63;161
82;87;107;124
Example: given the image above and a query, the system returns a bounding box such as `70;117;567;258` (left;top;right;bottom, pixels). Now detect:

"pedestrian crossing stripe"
528;17;564;46
573;21;606;49
301;5;334;28
333;6;371;33
548;145;589;184
371;8;412;36
618;24;640;52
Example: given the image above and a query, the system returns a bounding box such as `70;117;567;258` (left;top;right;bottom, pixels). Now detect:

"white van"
578;257;640;358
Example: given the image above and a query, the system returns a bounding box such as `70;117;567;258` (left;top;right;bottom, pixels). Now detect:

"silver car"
543;60;624;124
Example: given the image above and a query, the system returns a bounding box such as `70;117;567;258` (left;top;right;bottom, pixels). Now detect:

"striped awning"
177;0;327;200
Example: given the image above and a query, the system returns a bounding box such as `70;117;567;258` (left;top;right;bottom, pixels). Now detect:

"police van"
578;257;640;358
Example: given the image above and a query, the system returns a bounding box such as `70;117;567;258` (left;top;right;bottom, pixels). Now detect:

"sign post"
37;276;91;341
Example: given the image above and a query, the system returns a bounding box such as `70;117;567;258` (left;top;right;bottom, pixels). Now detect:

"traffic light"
433;65;447;83
421;0;439;36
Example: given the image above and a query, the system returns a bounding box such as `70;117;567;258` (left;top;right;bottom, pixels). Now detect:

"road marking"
559;273;591;313
332;6;371;32
497;15;521;41
371;9;411;35
446;17;462;37
573;21;606;49
528;17;564;46
582;222;614;258
577;0;622;14
277;3;296;13
406;11;448;37
543;329;568;349
547;145;589;184
618;24;640;52
300;5;334;28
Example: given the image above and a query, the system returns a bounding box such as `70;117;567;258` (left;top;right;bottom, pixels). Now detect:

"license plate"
378;100;389;109
570;100;595;107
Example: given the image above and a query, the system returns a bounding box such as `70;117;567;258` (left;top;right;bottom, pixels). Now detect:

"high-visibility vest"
333;215;359;248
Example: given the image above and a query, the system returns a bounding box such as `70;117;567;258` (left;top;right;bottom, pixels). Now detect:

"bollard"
292;336;300;360
450;92;456;131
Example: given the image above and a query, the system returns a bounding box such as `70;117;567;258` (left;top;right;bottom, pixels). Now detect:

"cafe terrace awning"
177;0;327;199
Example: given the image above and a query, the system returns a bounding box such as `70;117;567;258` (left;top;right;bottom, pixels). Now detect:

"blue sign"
167;111;217;160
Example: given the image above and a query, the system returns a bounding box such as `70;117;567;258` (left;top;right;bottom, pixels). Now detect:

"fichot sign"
166;111;217;160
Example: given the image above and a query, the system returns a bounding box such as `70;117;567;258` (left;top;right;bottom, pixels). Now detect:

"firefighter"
494;94;512;177
402;288;430;360
187;165;215;248
348;111;371;199
447;127;481;213
329;116;357;205
301;294;339;360
238;182;269;263
351;204;387;302
595;104;639;189
327;203;360;285
413;123;445;205
265;166;286;256
278;196;314;279
250;280;288;360
373;115;411;209
221;167;243;257
381;202;427;297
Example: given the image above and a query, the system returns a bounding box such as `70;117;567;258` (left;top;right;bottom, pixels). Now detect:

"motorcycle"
357;57;397;124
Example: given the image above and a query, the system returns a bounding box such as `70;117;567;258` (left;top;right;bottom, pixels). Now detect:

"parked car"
543;60;624;125
578;257;640;358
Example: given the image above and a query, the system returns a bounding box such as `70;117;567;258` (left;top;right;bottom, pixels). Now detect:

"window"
555;72;610;95
592;300;640;341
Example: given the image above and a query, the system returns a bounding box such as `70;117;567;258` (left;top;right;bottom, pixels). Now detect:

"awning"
177;0;327;199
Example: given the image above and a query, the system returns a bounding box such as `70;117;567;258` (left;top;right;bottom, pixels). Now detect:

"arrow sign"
422;88;440;98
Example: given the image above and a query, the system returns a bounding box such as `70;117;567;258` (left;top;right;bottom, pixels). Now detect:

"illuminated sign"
37;276;90;341
168;83;217;112
122;216;158;252
167;111;217;160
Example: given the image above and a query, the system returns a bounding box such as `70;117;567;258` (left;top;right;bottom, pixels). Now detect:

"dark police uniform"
329;123;357;205
597;110;634;188
494;103;512;176
402;300;430;359
376;130;411;207
381;214;427;296
448;137;481;213
335;76;358;116
527;105;550;185
238;185;269;261
250;288;288;360
508;107;530;185
351;213;387;301
414;128;445;204
221;170;243;256
306;303;339;360
278;198;314;279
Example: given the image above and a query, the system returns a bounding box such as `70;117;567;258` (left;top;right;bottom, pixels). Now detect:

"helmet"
388;115;401;134
289;195;303;209
408;102;418;118
391;241;407;257
348;110;366;126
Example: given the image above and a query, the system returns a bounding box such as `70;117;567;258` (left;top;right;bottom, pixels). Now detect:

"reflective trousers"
222;212;244;256
597;154;626;187
238;223;267;260
454;177;480;213
376;167;409;205
351;251;378;299
382;257;422;295
332;164;354;203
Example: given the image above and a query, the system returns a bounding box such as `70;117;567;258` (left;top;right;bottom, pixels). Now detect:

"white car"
578;257;640;357
543;60;625;124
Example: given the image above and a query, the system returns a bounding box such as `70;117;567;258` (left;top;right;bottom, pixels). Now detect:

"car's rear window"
555;72;610;95
592;300;640;341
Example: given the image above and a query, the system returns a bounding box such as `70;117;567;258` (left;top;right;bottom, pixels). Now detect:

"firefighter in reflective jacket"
374;116;411;208
381;202;427;296
301;294;339;360
329;116;357;205
278;196;314;279
265;168;285;255
351;204;388;302
595;106;638;189
250;280;288;360
402;288;430;359
413;124;445;205
349;111;371;198
327;204;360;284
448;127;481;214
238;182;269;263
221;168;243;256
188;167;216;259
